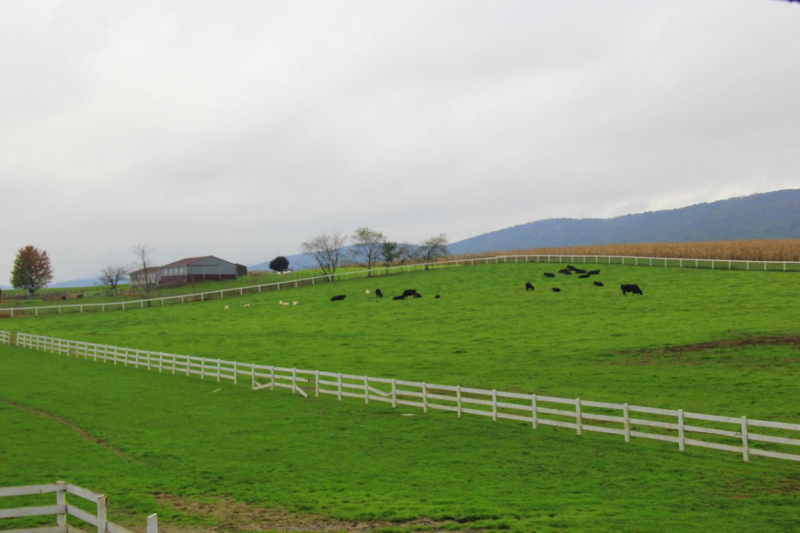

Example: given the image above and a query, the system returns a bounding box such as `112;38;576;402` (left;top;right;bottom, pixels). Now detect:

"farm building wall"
186;257;237;281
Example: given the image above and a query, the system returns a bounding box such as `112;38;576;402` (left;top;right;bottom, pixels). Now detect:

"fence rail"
0;481;157;533
6;331;800;464
2;254;799;318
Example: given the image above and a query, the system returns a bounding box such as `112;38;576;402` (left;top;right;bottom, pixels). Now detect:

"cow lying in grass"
331;295;346;301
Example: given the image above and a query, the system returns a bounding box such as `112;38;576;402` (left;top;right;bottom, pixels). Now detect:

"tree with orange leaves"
11;245;54;296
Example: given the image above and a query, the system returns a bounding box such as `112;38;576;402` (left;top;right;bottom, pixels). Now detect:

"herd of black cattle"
330;288;440;301
526;265;643;295
330;264;643;302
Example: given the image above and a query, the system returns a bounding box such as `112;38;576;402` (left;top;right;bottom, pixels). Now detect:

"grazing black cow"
588;270;600;275
558;269;572;275
574;268;587;274
434;295;441;299
567;265;578;272
552;287;561;292
392;295;405;301
594;281;604;287
402;289;420;299
578;274;590;279
525;282;534;291
331;295;346;301
620;284;643;296
544;273;556;278
375;289;383;298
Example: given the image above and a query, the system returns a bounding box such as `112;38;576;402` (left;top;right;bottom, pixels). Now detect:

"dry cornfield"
449;239;800;262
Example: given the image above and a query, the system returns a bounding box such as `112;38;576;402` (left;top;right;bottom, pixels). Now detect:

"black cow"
392;295;405;301
588;270;600;275
525;282;534;291
402;289;420;299
574;268;587;274
552;287;561;292
578;274;590;279
620;284;643;296
567;265;578;272
594;281;604;287
331;295;346;301
434;295;441;299
544;273;556;278
375;289;383;298
558;269;572;275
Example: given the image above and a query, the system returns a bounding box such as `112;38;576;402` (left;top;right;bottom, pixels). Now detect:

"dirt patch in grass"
0;399;137;462
156;494;480;532
617;335;800;365
728;476;800;500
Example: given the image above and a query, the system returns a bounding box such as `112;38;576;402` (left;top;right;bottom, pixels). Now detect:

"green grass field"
1;262;799;531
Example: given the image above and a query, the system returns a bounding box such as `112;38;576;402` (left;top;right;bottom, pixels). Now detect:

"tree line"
297;228;449;276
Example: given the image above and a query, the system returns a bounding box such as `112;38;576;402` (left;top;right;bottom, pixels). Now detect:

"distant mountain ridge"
448;189;800;255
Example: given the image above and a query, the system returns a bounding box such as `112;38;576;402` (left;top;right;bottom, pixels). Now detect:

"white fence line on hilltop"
0;480;157;533
2;254;799;318
5;330;800;464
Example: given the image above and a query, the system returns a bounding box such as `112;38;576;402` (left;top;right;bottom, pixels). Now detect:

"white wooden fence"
7;331;800;464
2;254;798;318
0;331;9;345
0;481;157;533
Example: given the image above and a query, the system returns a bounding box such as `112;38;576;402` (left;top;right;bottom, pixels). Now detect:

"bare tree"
300;232;347;276
413;234;450;270
99;265;128;294
131;244;156;297
351;227;385;276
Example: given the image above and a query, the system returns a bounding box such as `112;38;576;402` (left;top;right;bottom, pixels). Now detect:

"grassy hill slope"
2;263;799;531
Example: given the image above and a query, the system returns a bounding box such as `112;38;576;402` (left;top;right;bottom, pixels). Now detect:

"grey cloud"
2;0;799;283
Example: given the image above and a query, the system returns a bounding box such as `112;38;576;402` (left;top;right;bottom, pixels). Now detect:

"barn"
129;267;162;288
160;256;241;285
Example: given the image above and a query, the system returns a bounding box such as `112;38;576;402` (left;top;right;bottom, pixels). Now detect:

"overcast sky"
2;1;798;283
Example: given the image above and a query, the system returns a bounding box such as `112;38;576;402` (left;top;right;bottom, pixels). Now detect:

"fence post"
147;513;159;533
233;361;238;385
531;394;537;429
742;416;749;462
56;480;67;527
457;385;462;418
576;399;582;435
338;373;343;400
678;409;685;451
96;495;107;533
422;382;428;413
623;403;630;443
292;368;297;393
270;366;275;390
492;390;498;422
316;370;320;397
391;379;397;408
364;376;369;404
201;359;205;379
217;360;221;382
